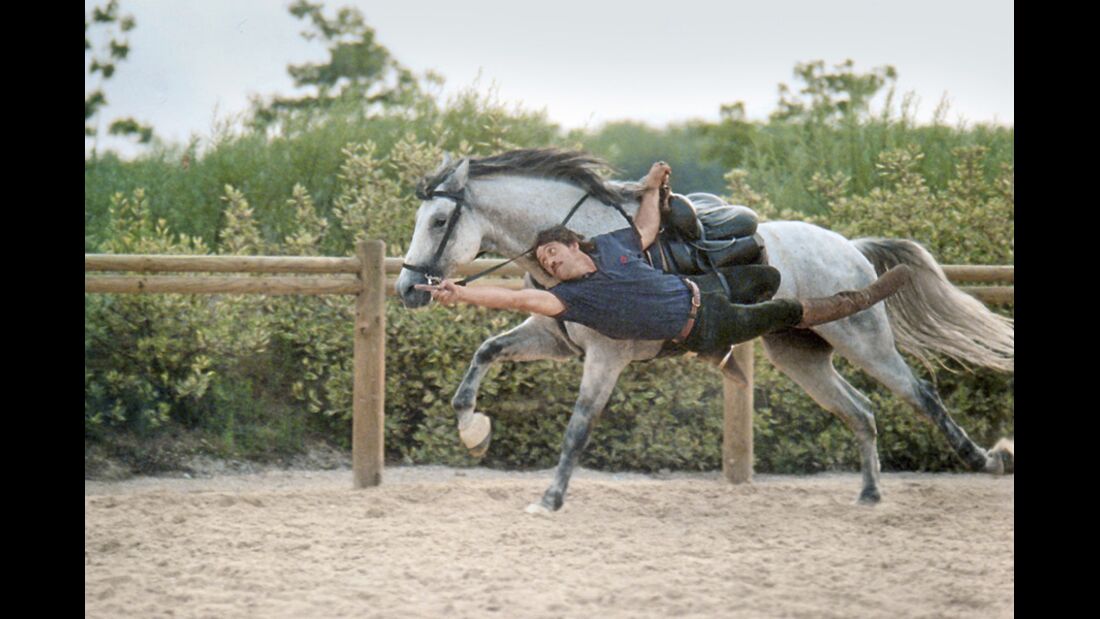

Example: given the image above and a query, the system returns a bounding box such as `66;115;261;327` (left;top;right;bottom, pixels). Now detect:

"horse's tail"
853;238;1013;373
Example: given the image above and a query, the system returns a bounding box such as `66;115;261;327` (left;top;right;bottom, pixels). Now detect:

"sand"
85;466;1013;618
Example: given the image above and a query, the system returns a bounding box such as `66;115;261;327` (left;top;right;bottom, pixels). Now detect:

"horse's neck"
471;176;639;256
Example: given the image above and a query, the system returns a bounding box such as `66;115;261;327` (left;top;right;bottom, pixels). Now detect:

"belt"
672;278;701;343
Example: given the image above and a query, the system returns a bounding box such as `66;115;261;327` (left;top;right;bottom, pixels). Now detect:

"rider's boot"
796;265;913;329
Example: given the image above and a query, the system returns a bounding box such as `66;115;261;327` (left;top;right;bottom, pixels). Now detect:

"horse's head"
397;155;485;308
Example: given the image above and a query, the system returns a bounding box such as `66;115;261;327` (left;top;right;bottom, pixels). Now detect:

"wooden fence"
85;244;1014;487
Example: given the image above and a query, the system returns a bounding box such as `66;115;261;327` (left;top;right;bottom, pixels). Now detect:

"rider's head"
534;225;596;281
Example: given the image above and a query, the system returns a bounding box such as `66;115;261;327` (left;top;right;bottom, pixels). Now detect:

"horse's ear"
435;152;453;173
441;158;470;192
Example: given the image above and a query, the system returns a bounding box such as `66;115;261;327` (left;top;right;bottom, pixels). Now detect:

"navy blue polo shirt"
547;228;692;340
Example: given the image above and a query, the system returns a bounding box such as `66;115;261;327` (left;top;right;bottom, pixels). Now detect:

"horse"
395;148;1014;514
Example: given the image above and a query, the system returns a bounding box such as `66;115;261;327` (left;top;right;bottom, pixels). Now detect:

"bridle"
402;185;640;287
401;188;472;285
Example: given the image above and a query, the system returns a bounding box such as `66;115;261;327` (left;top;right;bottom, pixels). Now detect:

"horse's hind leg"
453;316;578;456
819;317;1012;475
862;353;1010;474
762;329;885;503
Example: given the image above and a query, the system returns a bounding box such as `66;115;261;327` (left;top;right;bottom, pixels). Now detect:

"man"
416;162;911;362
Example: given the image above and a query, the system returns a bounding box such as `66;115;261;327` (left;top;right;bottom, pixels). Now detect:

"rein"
403;188;640;286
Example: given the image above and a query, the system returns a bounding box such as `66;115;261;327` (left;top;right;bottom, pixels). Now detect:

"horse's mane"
416;147;645;205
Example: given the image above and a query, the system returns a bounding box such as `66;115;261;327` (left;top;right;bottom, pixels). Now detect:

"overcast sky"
86;0;1013;158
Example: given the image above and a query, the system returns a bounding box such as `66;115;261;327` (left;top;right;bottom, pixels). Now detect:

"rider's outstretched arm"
415;280;566;317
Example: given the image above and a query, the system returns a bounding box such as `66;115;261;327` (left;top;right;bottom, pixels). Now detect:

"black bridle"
401;189;472;285
402;187;640;286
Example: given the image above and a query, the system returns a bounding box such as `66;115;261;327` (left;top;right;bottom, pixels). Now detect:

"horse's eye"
432;218;447;229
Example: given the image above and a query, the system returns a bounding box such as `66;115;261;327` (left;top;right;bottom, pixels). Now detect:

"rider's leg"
683;265;913;355
796;266;912;329
683;292;802;355
689;266;783;385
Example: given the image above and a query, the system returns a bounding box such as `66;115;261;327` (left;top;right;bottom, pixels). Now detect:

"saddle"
644;190;767;294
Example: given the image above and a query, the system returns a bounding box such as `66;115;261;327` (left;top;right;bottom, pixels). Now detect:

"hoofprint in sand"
86;466;1013;618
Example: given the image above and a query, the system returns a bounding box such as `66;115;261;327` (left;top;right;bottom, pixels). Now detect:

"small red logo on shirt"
620;255;628;264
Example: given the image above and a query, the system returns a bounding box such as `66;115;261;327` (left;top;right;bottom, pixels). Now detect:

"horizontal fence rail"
85;255;1014;303
84;275;363;296
940;265;1014;283
84;254;361;274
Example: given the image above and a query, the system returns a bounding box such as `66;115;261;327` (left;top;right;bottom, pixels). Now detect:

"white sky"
85;0;1013;158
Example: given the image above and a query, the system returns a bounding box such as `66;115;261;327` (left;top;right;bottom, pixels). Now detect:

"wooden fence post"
353;240;386;488
722;340;755;484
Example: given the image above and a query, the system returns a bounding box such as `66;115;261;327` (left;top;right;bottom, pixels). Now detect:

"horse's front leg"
454;315;578;456
527;346;631;514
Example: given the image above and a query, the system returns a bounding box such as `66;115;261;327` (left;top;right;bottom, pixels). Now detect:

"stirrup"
717;347;748;387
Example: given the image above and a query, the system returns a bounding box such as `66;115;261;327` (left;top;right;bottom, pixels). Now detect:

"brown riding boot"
796;265;913;329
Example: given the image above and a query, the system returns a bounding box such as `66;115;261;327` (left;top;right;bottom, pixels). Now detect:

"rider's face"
537;241;590;281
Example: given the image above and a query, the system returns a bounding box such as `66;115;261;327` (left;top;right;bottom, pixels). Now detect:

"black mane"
416;147;643;205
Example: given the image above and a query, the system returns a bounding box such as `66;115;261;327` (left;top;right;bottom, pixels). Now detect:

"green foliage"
85;1;153;153
771;59;898;125
824;145;1014;264
571;121;729;194
581;60;1013;217
85;189;263;437
251;0;427;129
331;141;410;251
108;118;153;144
283;184;329;254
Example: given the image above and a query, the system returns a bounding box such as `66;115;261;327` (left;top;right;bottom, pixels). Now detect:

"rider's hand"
644;161;671;191
414;278;463;306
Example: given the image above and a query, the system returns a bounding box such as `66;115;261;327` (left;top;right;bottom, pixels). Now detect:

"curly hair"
533;225;596;254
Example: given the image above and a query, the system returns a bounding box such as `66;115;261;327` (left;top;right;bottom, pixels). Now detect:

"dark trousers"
680;266;803;355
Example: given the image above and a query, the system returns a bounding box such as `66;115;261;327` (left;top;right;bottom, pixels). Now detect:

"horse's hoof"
467;432;491;459
987;438;1014;475
524;503;552;515
983;455;1004;475
459;412;492;457
857;488;881;505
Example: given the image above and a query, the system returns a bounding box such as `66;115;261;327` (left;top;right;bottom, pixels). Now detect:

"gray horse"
395;148;1014;513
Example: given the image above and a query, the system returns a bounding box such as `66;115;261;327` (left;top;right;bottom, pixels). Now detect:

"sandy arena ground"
85;466;1014;618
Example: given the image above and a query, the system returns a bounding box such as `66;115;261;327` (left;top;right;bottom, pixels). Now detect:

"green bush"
84;189;268;439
